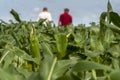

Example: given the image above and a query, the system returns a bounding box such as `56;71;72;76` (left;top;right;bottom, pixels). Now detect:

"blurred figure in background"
58;8;72;26
38;7;53;26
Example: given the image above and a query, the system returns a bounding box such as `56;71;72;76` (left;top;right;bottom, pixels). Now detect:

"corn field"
0;1;120;80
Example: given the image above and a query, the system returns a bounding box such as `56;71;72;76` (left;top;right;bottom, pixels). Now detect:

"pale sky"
0;0;120;26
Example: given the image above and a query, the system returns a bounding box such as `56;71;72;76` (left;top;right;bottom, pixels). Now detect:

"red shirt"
59;13;72;26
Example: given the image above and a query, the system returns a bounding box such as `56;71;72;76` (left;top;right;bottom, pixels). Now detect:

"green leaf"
107;0;113;23
10;9;21;22
106;23;120;34
71;61;112;72
99;12;107;41
55;34;68;59
39;42;77;80
27;72;40;80
52;60;77;80
110;12;120;28
0;68;20;80
6;46;39;64
2;51;15;70
16;68;32;79
100;12;107;25
107;0;113;12
90;36;104;52
110;70;120;80
39;42;56;80
30;27;41;60
11;32;22;48
108;44;120;58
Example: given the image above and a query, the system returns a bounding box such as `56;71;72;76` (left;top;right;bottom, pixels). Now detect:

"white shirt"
38;11;52;22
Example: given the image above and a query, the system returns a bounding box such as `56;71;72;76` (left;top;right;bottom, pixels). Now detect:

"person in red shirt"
58;8;72;26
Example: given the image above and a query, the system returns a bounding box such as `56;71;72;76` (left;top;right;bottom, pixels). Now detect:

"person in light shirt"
38;7;53;26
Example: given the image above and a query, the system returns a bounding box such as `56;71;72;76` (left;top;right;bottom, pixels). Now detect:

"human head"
64;8;69;13
43;7;48;12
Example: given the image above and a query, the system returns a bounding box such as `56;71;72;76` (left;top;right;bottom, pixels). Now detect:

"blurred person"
38;7;53;26
58;8;72;26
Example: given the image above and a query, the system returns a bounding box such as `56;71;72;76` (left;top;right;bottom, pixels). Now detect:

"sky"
0;0;120;26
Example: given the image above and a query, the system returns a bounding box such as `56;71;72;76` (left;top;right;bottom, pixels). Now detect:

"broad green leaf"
39;57;57;80
2;51;15;70
106;23;120;34
6;46;39;64
108;44;120;58
103;28;114;44
90;37;104;52
39;42;77;80
110;12;120;27
55;33;68;59
71;61;112;72
73;26;87;48
85;50;102;57
110;70;120;80
100;12;107;25
52;59;77;80
27;72;40;80
0;68;20;80
99;12;107;42
112;59;119;70
10;9;21;22
16;68;32;79
39;42;56;80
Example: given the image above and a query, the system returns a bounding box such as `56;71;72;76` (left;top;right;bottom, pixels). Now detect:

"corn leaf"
10;9;21;23
0;68;21;80
107;0;113;23
110;70;120;80
110;12;120;28
71;61;112;72
55;33;68;59
39;42;77;80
